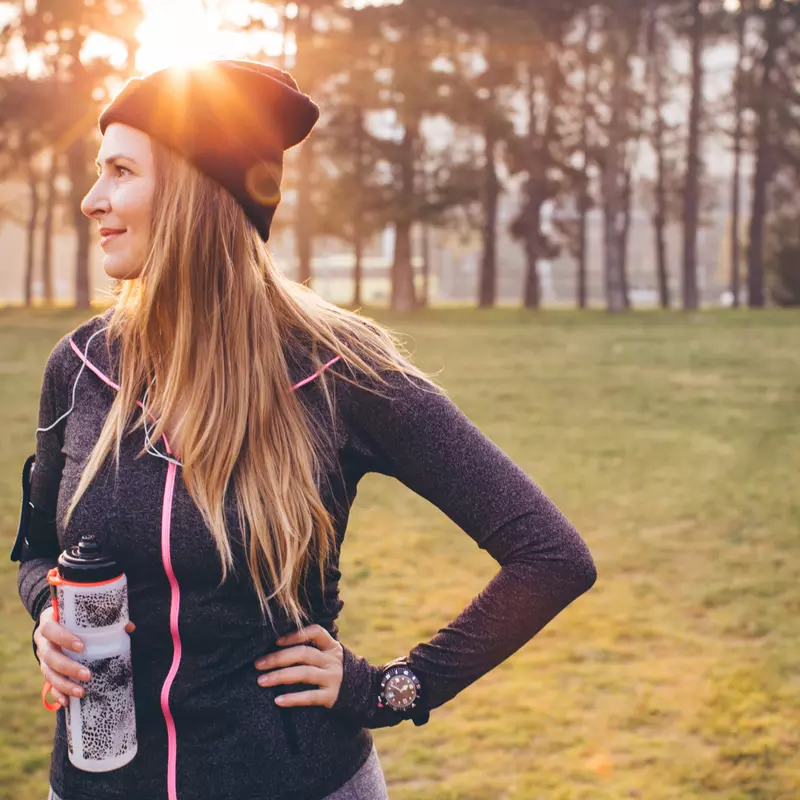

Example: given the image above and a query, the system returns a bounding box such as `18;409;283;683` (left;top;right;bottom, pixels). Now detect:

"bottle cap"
58;535;122;584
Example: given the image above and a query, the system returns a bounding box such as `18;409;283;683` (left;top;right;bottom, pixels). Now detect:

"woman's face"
81;123;156;281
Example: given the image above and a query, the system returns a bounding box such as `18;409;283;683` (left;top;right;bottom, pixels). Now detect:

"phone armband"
10;454;36;562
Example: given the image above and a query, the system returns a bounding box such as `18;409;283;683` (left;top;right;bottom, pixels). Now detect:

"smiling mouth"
100;230;126;247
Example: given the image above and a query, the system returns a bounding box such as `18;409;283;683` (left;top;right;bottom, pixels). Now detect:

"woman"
14;60;597;800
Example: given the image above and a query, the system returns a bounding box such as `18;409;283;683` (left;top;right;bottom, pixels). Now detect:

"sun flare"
135;0;286;74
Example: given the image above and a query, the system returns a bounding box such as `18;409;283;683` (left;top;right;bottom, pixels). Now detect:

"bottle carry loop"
41;567;64;712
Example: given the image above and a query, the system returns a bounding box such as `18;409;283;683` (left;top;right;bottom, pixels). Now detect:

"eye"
115;164;132;177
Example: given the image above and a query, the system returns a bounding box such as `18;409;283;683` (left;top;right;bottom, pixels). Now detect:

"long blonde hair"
64;138;445;632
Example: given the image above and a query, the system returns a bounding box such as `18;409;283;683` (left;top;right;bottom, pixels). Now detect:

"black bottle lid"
58;535;121;584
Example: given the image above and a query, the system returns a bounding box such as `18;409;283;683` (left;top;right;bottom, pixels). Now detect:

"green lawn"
1;307;798;800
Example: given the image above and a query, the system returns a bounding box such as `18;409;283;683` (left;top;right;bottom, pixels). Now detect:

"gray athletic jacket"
15;310;597;800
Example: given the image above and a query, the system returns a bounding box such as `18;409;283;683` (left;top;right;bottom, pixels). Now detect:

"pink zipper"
70;338;341;799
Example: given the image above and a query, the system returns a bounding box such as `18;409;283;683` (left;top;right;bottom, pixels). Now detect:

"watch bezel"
378;663;422;712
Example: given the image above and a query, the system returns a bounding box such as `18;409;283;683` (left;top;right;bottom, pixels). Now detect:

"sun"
135;0;286;74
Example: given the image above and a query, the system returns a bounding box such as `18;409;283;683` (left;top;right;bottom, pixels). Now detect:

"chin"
102;256;143;281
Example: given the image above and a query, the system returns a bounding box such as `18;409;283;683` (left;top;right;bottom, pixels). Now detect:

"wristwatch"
377;658;430;726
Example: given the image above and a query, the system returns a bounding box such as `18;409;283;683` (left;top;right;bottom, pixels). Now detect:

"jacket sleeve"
329;367;597;729
16;340;70;658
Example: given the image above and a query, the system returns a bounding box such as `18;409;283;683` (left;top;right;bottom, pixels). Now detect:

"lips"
99;228;126;247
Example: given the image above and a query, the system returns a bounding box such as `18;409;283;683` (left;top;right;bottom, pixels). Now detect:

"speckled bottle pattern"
47;536;138;772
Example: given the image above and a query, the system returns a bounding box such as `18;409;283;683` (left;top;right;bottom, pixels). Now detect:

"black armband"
10;454;60;563
10;455;36;563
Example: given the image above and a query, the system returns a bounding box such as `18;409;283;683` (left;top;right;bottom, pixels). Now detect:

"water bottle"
44;535;138;772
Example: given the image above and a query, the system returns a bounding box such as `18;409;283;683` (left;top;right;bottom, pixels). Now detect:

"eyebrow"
94;154;137;169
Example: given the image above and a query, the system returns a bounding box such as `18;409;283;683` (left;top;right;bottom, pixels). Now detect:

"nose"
81;178;110;219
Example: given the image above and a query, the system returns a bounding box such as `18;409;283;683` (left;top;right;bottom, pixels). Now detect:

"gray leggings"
48;742;389;799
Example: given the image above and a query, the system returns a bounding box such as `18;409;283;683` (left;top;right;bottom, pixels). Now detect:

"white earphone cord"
36;325;183;469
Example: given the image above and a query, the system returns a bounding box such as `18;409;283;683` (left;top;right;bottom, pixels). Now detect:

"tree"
681;0;704;311
2;0;142;308
747;0;786;308
502;1;587;310
437;1;520;309
593;1;645;313
0;74;65;306
644;1;676;309
729;0;751;308
575;7;597;310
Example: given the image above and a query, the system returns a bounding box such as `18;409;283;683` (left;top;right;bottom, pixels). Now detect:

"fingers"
255;645;327;672
255;628;345;708
272;689;329;708
45;684;70;708
39;618;85;654
276;624;337;651
259;663;340;708
40;661;88;699
257;664;327;688
36;611;93;702
43;648;92;684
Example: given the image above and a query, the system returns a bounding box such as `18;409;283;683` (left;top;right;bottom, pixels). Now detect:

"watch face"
383;673;418;710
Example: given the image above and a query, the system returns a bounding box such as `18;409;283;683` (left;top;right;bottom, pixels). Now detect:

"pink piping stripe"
69;336;341;800
70;339;341;395
290;355;342;391
159;458;180;800
70;340;122;391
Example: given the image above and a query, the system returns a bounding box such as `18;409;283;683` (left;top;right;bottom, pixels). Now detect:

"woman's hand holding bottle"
34;605;136;708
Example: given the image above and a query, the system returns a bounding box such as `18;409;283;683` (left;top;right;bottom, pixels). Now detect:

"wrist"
329;644;380;723
329;646;430;729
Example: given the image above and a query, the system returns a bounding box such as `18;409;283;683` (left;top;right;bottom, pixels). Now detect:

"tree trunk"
421;221;430;308
602;30;628;313
296;136;315;288
392;218;415;311
682;0;703;311
294;5;315;288
522;195;542;308
66;135;92;309
25;156;40;308
352;234;363;308
747;0;782;309
619;163;633;309
478;122;499;308
418;222;431;308
391;121;418;312
730;4;746;309
352;107;365;308
577;10;594;310
41;148;59;305
521;54;561;310
646;2;670;309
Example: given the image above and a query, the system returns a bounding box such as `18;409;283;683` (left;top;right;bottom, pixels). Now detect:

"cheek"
114;183;155;236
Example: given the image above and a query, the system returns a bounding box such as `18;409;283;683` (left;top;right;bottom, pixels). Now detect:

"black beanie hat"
98;60;320;241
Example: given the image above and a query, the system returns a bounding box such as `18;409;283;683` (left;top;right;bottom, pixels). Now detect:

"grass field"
1;307;799;800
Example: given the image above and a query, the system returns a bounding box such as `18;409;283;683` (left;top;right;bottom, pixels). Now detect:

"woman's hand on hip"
254;624;344;708
34;605;136;707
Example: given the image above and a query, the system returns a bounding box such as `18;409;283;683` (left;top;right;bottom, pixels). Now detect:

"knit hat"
98;60;320;241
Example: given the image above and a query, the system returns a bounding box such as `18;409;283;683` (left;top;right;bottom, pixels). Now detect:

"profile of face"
81;123;156;281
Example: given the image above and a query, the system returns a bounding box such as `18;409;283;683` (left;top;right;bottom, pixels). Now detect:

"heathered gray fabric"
48;743;388;800
18;310;597;800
